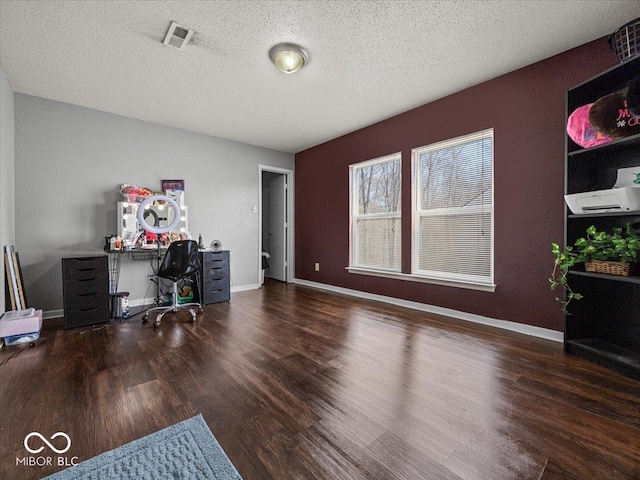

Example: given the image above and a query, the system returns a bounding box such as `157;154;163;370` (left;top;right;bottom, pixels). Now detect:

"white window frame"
411;129;495;290
348;152;402;273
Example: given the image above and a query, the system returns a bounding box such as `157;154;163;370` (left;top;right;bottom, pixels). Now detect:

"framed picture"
161;179;184;191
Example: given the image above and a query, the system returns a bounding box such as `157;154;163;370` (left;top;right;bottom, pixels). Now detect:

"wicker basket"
608;17;639;63
584;260;632;276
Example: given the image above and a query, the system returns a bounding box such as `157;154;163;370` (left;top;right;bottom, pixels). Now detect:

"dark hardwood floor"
1;280;639;479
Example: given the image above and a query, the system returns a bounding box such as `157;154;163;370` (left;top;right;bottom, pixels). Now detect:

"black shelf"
567;56;640;109
564;57;640;382
568;270;640;284
568;210;640;218
566;339;640;381
568;133;640;158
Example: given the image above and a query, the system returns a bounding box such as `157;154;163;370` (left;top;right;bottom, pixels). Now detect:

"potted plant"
550;222;640;312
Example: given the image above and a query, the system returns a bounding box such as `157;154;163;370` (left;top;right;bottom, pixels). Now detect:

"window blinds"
350;153;402;270
412;129;494;285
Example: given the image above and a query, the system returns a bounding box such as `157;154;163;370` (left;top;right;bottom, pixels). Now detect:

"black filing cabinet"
197;250;230;304
62;255;109;328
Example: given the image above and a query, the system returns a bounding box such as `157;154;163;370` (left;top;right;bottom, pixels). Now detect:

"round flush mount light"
269;43;309;74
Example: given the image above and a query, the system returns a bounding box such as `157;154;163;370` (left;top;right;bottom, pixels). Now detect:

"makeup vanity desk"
110;200;229;308
106;247;230;306
105;246;164;294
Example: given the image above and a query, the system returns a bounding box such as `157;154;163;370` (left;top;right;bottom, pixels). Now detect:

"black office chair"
143;240;203;328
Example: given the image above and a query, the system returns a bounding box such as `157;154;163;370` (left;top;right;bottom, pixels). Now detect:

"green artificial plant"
550;222;640;313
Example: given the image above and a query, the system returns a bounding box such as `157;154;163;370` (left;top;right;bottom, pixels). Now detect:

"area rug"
44;414;242;479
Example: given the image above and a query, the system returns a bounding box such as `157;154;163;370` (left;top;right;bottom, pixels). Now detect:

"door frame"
259;165;294;284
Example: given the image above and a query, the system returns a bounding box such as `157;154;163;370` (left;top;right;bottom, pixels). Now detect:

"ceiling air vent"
163;21;194;50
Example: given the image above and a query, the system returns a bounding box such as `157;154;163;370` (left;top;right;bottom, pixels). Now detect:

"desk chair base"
142;282;203;328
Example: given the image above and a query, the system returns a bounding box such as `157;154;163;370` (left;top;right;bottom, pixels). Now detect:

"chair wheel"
142;314;148;322
153;320;160;328
198;306;203;313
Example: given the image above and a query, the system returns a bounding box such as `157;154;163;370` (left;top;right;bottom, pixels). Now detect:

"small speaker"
210;240;222;251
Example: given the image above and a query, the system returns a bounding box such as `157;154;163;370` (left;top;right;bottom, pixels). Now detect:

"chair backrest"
157;240;200;281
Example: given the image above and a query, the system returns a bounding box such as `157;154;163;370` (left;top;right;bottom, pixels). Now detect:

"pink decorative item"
566;104;614;148
589;92;640;138
120;184;154;203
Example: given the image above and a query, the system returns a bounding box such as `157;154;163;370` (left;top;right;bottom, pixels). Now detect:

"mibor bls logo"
16;431;79;467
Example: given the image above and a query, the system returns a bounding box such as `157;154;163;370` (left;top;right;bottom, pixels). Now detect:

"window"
349;153;402;271
412;129;494;286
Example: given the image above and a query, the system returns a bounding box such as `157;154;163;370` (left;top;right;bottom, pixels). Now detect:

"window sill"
346;266;497;292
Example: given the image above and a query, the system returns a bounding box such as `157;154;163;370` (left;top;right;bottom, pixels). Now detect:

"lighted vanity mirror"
117;202;188;240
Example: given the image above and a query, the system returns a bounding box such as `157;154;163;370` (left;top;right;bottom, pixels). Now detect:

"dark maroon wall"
295;38;617;331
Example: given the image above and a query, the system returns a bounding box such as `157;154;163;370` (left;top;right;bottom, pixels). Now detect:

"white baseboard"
129;297;154;308
231;283;259;293
47;281;558;343
43;309;63;320
293;278;563;343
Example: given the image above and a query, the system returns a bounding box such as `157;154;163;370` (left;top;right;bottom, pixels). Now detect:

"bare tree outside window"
419;138;492;210
351;154;401;270
413;130;494;284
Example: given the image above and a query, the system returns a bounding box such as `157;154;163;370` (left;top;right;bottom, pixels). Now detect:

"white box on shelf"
564;187;640;215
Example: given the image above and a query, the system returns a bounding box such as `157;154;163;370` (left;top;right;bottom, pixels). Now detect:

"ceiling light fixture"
269;43;309;74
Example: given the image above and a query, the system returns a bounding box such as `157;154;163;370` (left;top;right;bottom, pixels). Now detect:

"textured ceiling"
0;1;639;153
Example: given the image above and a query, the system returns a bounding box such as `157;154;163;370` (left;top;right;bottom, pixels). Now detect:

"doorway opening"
259;166;293;285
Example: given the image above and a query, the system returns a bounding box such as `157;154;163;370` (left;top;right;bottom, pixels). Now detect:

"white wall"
14;94;294;313
0;66;16;315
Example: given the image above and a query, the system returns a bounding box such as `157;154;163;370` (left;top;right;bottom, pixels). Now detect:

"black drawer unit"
62;255;109;328
196;250;230;304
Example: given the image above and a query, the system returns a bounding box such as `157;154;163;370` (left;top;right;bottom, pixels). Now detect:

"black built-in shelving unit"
564;56;640;381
